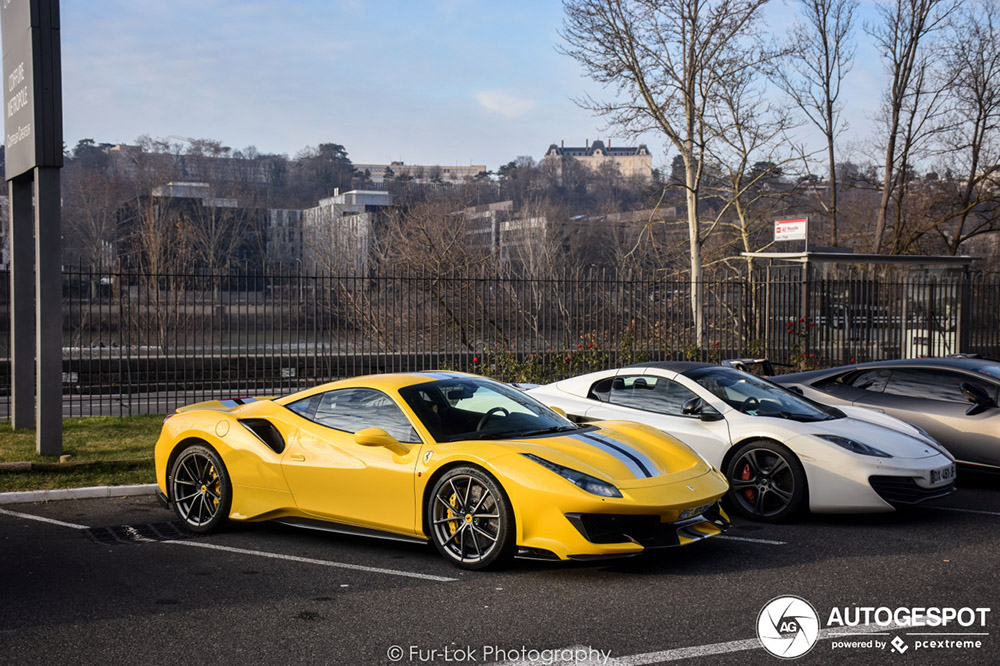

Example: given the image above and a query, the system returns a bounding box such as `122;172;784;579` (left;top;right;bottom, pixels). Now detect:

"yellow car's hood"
508;421;710;489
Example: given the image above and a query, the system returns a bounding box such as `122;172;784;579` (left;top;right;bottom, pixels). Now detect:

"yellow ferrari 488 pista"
154;372;730;569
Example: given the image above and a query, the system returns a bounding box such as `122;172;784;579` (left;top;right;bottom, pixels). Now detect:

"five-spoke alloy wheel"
170;444;232;533
428;466;515;569
725;440;806;522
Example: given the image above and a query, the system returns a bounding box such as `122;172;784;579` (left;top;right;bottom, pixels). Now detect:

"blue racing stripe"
585;432;659;477
570;433;648;479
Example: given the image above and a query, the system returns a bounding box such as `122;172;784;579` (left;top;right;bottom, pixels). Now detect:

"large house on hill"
543;139;653;181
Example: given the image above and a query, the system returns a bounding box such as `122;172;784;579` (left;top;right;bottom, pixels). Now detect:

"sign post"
2;0;63;455
774;217;811;348
774;217;809;251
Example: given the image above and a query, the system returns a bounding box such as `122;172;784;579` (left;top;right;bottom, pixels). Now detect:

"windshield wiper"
511;425;579;438
448;425;579;442
773;410;835;422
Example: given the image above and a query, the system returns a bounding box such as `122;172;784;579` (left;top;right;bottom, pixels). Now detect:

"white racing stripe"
1;507;457;583
716;535;787;545
0;508;89;530
486;621;924;665
570;433;650;479
161;540;458;582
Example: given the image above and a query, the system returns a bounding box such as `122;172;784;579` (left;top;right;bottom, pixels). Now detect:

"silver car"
773;357;1000;469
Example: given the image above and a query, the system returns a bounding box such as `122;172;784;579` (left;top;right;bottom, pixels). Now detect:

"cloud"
474;90;535;118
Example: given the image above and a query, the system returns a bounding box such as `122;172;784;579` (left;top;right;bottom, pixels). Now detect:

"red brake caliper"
741;463;755;503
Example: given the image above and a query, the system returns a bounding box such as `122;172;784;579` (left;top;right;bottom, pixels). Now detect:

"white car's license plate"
930;464;955;485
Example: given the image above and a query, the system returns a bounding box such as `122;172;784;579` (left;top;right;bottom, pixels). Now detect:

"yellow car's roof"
274;371;477;405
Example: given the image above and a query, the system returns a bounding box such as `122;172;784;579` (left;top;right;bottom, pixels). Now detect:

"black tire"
169;444;232;533
427;466;516;570
725;440;807;522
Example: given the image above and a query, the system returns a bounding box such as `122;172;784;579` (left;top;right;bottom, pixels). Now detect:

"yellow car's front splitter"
561;503;731;561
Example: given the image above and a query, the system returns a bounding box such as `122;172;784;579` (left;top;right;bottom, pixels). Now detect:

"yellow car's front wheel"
428;466;515;570
170;444;232;533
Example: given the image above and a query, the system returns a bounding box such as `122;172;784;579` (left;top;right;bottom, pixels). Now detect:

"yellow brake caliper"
209;465;220;509
447;493;460;537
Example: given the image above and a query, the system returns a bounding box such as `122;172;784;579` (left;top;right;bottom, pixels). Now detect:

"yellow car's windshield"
400;377;577;443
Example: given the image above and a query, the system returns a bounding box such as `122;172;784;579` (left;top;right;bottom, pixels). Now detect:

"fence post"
958;268;971;354
800;260;810;362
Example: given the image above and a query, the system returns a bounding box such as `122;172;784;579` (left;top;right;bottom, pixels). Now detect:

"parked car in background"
528;362;956;522
772;357;1000;470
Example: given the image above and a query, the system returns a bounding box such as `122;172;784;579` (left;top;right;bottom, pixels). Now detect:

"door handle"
289;454;305;462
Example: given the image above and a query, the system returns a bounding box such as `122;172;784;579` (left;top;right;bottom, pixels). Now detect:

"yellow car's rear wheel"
170;444;231;533
429;466;514;570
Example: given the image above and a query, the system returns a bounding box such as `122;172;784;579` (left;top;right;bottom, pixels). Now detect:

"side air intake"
239;419;285;454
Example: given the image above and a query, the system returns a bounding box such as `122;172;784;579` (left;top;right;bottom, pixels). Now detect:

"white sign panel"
775;217;808;242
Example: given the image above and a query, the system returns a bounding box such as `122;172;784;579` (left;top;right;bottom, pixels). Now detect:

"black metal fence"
0;267;997;418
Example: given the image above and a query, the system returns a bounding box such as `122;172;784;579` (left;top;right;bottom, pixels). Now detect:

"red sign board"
775;218;808;241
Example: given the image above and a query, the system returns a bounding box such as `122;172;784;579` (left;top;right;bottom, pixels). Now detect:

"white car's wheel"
725;440;806;522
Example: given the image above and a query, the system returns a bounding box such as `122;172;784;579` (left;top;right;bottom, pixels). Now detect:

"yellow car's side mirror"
354;427;409;456
550;406;568;418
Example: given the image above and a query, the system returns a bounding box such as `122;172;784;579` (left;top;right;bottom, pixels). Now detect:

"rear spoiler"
174;397;273;414
720;358;786;377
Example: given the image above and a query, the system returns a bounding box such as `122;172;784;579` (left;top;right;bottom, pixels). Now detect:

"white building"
300;189;394;273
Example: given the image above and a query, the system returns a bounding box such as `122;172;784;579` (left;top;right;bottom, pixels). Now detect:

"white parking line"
162;540;457;582
489;622;922;665
0;508;457;583
716;535;787;545
0;508;88;530
931;506;1000;517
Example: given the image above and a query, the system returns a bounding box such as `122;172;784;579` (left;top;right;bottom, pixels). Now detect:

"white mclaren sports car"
527;362;957;521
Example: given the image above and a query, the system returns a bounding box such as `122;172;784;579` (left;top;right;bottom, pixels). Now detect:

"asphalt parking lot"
2;474;998;666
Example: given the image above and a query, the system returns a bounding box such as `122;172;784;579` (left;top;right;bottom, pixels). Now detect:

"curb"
0;483;158;505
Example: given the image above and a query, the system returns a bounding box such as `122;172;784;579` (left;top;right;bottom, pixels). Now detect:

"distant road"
0;389;292;419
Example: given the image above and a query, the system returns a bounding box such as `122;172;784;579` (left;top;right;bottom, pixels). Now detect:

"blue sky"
7;0;885;171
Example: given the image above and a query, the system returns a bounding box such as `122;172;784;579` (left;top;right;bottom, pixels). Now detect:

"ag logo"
756;595;820;659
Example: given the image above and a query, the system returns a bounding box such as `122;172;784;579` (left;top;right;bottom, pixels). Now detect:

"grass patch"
0;414;163;491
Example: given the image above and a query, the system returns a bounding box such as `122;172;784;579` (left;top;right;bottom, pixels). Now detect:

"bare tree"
773;0;857;246
868;0;954;252
62;161;127;268
704;67;801;274
560;0;771;347
931;0;1000;255
180;195;256;274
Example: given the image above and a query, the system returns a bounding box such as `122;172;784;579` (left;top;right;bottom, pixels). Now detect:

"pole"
35;166;62;455
9;174;34;429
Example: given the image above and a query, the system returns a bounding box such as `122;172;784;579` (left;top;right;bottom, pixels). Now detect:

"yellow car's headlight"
521;453;623;498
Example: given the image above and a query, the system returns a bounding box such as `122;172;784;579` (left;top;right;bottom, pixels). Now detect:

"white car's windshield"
686;367;842;421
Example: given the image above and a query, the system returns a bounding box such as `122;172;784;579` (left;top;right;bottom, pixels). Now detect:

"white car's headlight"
521;453;623;497
908;424;951;455
817;434;893;458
